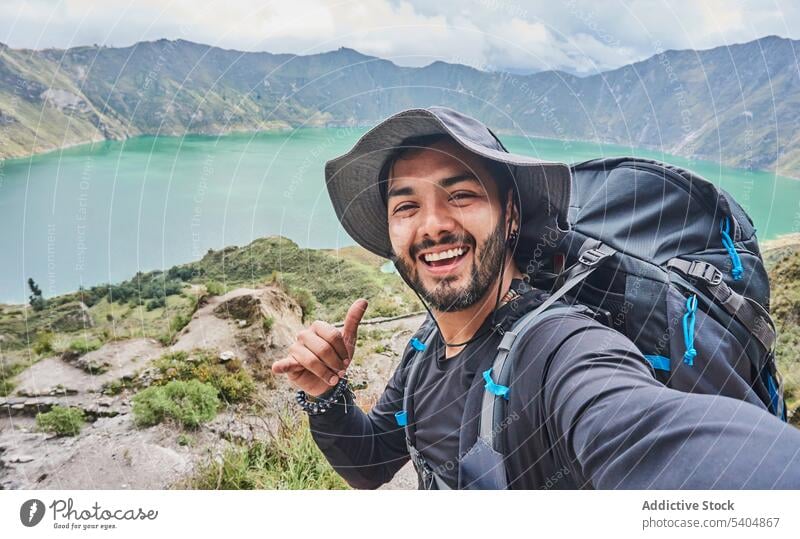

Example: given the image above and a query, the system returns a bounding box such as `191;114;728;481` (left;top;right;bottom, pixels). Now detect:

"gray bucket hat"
324;106;572;259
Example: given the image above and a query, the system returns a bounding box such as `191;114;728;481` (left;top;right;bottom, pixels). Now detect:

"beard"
393;217;508;312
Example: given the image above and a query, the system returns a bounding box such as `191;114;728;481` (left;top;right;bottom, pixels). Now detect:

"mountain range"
1;35;799;176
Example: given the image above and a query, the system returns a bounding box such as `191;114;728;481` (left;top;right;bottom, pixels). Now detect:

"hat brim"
325;108;572;259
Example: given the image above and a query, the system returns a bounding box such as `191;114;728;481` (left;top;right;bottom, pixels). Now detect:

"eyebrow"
386;173;480;199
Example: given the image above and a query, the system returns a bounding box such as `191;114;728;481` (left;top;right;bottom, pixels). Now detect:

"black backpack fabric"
400;156;786;490
517;157;784;420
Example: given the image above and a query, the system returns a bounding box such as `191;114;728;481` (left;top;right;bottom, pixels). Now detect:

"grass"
262;315;274;333
767;250;800;424
372;343;390;354
68;337;102;355
186;413;349;490
132;380;220;429
157;302;197;346
0;288;199;354
0;354;39;396
101;377;137;396
177;433;194;446
35;406;85;436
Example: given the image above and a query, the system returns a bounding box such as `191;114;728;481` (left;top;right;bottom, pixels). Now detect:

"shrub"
132;380;219;429
32;331;54;355
68;337;102;355
205;281;225;296
153;350;255;404
102;377;136;396
35;406;85;436
168;266;198;281
0;379;14;396
146;296;166;311
287;287;316;322
214;369;255;403
170;313;191;333
157;332;175;347
152;350;194;380
368;295;401;318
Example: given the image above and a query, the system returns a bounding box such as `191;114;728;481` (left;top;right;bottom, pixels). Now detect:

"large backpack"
400;156;786;489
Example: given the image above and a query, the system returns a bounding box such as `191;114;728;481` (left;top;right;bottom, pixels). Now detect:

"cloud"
1;0;799;75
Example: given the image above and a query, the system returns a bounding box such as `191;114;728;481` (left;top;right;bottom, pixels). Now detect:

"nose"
417;197;459;244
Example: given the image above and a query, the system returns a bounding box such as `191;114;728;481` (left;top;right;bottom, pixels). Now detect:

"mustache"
409;233;474;260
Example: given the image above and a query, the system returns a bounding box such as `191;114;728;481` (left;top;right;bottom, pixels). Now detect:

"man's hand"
271;298;368;397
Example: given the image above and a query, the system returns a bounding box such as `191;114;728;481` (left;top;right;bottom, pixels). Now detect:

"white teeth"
423;247;465;262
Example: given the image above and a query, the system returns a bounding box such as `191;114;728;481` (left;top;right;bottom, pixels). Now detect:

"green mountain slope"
2;36;800;175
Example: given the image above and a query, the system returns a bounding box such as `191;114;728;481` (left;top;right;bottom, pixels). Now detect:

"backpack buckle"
688;260;723;285
578;247;605;267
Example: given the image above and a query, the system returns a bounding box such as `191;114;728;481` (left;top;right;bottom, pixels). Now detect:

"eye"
392;203;416;215
449;192;477;202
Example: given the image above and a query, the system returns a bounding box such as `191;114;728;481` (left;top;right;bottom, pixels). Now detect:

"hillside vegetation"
0;236;421;397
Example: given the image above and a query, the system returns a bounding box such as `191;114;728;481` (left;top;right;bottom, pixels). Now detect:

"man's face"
386;140;512;312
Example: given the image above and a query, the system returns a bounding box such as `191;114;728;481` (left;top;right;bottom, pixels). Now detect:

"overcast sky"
1;0;799;74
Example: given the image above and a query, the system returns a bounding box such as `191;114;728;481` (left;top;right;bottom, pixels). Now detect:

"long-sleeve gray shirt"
308;283;800;489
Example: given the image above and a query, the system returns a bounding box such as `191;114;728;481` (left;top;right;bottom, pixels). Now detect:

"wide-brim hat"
324;106;572;259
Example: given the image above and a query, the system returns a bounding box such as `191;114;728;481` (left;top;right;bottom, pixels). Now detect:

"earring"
507;229;519;246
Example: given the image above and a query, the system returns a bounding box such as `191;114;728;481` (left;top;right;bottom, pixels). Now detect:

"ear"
505;189;519;231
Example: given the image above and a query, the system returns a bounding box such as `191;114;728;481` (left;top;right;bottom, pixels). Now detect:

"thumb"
342;298;368;360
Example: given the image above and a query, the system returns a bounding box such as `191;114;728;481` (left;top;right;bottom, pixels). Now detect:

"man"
272;106;800;489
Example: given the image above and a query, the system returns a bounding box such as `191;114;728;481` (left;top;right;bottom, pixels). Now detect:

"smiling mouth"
418;246;470;268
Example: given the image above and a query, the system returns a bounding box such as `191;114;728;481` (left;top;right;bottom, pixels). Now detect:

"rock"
9;454;34;463
219;351;235;362
50;386;78;396
213;294;261;324
1;479;23;489
74;355;111;374
17;386;78;398
10;404;24;411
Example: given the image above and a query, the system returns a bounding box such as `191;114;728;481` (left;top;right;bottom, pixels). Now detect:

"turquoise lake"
2;128;800;303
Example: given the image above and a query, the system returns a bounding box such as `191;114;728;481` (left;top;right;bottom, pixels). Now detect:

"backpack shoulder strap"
400;318;443;489
477;239;617;449
478;303;589;448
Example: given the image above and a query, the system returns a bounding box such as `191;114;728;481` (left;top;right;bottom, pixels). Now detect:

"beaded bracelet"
295;377;352;415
